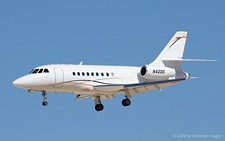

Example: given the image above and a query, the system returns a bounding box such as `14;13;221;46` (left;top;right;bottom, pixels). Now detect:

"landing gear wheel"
42;101;48;106
122;99;131;106
95;104;104;111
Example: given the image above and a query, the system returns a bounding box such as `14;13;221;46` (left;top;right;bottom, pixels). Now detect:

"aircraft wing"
75;78;187;100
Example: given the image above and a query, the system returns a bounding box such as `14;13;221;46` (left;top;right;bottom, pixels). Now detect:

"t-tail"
150;31;216;70
140;31;216;80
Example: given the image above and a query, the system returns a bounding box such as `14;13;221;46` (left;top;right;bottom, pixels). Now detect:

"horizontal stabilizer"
163;59;217;62
186;77;199;80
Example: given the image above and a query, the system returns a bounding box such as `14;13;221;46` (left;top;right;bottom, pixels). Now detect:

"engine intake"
140;65;175;79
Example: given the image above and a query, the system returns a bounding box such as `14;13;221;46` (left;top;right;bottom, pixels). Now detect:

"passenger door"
54;68;64;88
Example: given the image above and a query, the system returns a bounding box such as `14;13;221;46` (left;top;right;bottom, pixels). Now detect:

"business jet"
13;31;216;111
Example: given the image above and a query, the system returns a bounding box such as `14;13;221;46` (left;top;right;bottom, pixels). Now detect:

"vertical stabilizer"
150;31;187;70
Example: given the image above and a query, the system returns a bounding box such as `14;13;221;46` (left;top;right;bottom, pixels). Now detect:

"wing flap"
100;94;115;99
75;94;115;100
135;87;148;93
75;94;93;100
94;85;124;91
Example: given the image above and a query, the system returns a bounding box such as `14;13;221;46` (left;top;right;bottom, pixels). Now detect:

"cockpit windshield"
29;68;49;74
43;69;49;73
29;69;34;74
38;69;43;73
32;69;39;74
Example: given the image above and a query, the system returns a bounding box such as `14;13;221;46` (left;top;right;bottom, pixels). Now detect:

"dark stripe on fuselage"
124;78;186;88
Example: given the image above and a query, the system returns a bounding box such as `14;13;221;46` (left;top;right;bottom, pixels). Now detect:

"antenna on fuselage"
79;61;83;65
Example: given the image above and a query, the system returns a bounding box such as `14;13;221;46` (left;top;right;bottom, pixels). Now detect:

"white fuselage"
13;64;150;95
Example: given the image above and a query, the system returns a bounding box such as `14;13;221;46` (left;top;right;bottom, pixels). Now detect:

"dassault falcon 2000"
13;31;216;111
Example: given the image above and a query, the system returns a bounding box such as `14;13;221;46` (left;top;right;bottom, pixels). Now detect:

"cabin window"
77;72;80;76
91;72;94;76
82;72;85;76
111;73;114;76
101;73;104;77
96;72;99;76
73;72;75;76
87;72;89;76
106;73;109;77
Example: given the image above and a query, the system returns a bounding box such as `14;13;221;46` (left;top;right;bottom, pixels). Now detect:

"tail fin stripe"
169;36;187;49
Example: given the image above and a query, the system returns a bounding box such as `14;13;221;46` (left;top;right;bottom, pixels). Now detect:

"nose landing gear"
42;101;48;106
42;91;49;106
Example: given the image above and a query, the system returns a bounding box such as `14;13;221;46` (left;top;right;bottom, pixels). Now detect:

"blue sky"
0;1;224;140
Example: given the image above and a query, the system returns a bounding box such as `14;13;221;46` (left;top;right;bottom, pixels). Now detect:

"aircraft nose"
13;78;23;87
13;75;34;89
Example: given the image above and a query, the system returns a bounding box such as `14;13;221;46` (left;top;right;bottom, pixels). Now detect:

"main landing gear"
42;91;49;106
94;96;104;111
122;89;131;107
94;95;131;112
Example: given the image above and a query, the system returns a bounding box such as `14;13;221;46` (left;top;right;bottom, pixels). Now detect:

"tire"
122;99;131;106
95;104;104;111
42;101;48;106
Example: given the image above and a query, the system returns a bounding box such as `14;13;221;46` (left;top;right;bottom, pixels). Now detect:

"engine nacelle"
140;65;176;79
